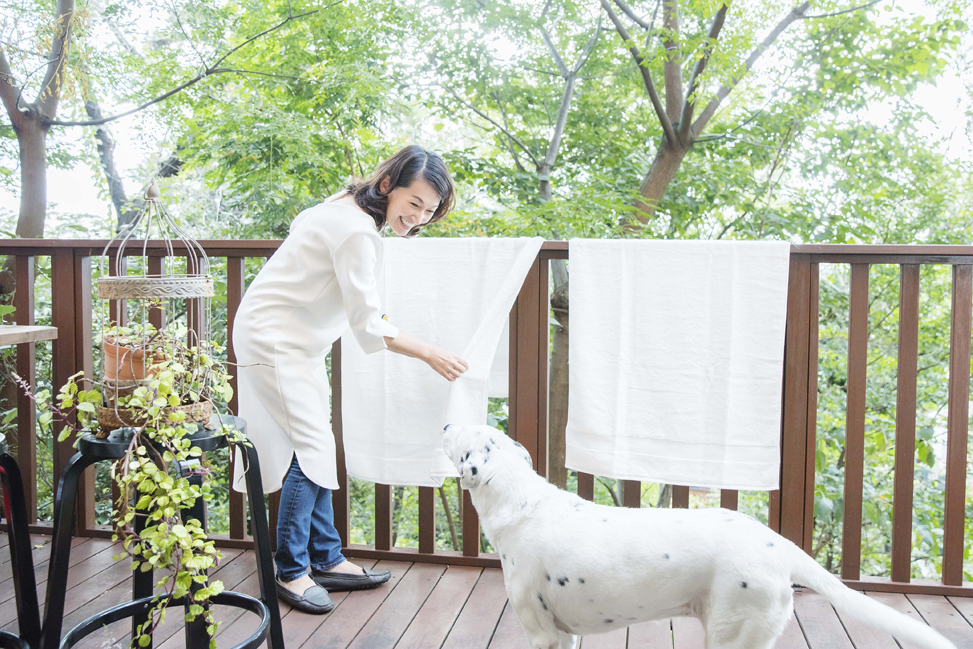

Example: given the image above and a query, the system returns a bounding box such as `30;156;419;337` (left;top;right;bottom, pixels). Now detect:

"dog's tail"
789;550;955;649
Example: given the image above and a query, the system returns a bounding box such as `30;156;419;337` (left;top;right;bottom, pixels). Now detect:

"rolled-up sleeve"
333;231;399;354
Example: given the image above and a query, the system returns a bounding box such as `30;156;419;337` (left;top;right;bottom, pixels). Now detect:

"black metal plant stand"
40;415;284;649
0;450;42;649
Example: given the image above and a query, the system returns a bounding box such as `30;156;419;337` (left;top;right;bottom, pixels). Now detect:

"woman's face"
382;177;442;237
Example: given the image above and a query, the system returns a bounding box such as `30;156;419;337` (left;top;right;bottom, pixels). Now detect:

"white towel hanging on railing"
565;239;791;491
340;237;544;487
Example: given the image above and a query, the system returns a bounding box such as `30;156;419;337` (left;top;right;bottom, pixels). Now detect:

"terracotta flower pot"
103;341;167;381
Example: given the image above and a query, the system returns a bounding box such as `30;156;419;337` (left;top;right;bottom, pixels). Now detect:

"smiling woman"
229;143;468;615
341;144;455;237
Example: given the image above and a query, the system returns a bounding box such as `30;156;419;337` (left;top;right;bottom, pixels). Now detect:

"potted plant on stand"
18;325;244;648
14;182;282;649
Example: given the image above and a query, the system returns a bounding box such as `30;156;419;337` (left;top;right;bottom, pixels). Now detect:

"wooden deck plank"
0;533;48;567
299;560;411;649
0;537;110;628
626;620;673;648
580;627;628;648
73;548;249;649
0;536;87;600
865;592;931;649
947;596;973;628
488;601;530;649
346;562;447;649
207;568;292;649
792;591;853;648
833;593;899;648
396;565;482;649
671;617;704;649
19;535;973;649
907;594;973;648
773;613;809;649
442;568;509;649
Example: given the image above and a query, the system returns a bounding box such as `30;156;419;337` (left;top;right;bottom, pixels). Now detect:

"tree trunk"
547;260;569;489
0;117;47;297
85;99;139;231
16;117;47;239
538;163;553;202
634;140;689;221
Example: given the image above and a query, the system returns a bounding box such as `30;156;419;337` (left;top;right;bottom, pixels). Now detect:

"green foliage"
17;317;245;647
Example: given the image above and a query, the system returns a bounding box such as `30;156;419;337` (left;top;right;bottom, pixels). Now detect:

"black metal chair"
40;415;284;649
0;450;42;649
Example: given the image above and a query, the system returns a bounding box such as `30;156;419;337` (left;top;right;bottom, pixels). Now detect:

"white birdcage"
95;181;216;430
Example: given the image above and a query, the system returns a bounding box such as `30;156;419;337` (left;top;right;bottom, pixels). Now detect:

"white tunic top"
230;198;399;493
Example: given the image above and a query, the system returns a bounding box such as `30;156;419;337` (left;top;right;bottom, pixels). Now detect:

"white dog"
442;424;955;649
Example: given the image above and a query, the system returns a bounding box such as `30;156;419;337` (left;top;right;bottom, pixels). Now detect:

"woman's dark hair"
346;145;455;236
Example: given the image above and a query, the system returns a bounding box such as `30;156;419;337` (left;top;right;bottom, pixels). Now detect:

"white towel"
340;237;544;487
565;239;791;491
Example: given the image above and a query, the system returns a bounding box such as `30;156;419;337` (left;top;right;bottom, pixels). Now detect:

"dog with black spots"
442;424;955;649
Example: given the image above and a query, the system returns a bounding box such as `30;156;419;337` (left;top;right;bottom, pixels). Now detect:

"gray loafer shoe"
275;580;335;614
311;566;392;592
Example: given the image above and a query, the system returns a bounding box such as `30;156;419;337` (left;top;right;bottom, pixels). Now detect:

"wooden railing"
0;240;969;596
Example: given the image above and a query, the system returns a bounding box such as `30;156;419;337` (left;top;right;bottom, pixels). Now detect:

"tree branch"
44;10;319;127
107;20;143;59
207;9;319;70
439;82;540;167
0;46;25;128
572;17;603;75
599;0;678;146
691;1;809;134
662;0;682;123
540;28;570;77
678;2;728;141
803;0;882;19
218;68;302;80
47;69;222;126
493;91;526;172
612;0;652;30
168;0;208;69
544;74;577;169
36;0;77;117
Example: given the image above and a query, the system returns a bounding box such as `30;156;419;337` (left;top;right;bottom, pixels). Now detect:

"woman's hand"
384;332;469;381
423;345;469;382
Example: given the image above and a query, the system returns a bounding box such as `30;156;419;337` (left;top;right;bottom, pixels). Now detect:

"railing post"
226;257;247;540
331;340;350;547
51;250;81;526
841;263;869;582
891;264;920;583
508;256;545;473
802;262;819;553
418;486;435;554
776;254;813;546
374;484;393;551
943;264;971;587
73;252;96;533
14;255;37;523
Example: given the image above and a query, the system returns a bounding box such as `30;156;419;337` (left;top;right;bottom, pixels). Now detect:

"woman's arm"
385;332;469;382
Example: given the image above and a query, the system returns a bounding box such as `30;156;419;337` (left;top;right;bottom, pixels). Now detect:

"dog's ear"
512;440;533;469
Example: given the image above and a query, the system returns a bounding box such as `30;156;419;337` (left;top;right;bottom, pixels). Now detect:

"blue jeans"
275;455;346;581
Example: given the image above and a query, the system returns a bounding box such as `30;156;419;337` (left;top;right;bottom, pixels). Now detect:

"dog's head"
442;424;534;490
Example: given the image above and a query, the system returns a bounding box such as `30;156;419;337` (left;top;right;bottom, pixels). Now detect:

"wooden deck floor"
2;534;973;648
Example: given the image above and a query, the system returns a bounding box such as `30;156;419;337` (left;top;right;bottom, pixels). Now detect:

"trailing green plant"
14;322;246;649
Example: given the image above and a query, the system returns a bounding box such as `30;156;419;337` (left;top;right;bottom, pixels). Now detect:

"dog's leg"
510;597;561;649
556;630;578;649
703;583;792;649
